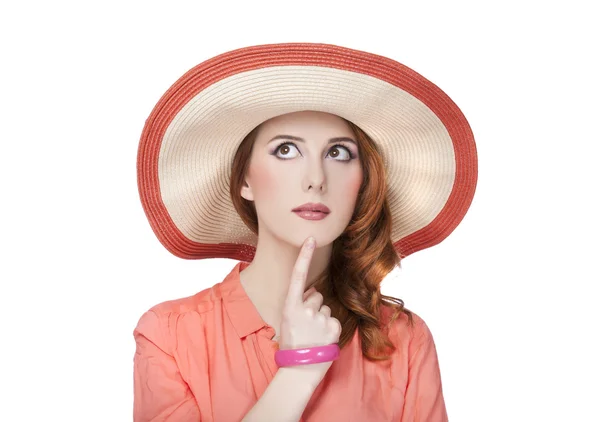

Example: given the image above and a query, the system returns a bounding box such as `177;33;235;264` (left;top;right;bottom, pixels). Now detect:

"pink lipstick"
292;202;331;221
293;210;330;220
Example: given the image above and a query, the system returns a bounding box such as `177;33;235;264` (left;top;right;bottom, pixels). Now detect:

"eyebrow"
268;134;357;146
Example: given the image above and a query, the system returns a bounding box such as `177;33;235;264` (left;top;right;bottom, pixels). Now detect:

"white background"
1;1;598;421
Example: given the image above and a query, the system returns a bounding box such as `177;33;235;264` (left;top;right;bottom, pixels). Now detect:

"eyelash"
270;142;357;161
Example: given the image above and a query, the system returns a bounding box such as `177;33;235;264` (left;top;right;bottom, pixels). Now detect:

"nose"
303;160;326;193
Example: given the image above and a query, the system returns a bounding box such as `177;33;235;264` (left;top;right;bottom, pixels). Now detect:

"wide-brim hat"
137;42;477;262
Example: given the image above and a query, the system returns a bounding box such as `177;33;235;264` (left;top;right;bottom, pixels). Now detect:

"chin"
265;214;347;249
288;230;339;250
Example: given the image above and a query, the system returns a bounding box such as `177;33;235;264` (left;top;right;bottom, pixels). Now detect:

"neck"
239;231;332;317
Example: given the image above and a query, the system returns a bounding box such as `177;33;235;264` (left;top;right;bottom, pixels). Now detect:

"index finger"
284;237;316;308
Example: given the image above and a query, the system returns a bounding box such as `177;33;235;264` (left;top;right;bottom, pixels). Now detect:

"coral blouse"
133;261;448;421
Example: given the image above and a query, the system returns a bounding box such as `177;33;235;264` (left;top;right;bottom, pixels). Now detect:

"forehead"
256;111;354;143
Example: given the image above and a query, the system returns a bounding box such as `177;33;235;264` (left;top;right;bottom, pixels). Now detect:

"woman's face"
241;110;364;248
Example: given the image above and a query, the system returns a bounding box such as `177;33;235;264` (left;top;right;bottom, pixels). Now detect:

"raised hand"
279;236;342;372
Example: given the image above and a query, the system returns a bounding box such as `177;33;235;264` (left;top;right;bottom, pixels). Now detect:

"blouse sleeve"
133;310;201;422
400;320;449;422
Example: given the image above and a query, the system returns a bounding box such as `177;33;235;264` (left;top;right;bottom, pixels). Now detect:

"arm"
133;310;201;422
241;363;330;422
400;321;448;422
243;236;338;422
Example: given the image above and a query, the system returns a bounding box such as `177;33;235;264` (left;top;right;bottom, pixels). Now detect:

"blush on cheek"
252;165;281;201
348;172;364;195
354;173;363;189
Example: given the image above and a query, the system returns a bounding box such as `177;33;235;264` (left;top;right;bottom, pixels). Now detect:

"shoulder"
147;283;219;317
380;303;432;347
144;262;245;317
133;279;225;338
133;282;224;354
134;262;247;340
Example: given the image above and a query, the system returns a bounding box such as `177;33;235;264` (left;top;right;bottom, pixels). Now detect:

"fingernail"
307;237;315;249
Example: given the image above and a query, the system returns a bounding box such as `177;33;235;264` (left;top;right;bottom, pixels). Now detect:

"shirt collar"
219;261;271;339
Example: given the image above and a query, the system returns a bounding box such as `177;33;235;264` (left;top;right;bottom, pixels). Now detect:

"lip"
291;202;331;213
293;210;330;221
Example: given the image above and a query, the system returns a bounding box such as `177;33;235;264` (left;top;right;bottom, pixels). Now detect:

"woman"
134;43;477;421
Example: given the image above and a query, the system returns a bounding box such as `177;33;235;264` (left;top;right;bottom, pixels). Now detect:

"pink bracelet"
275;343;340;367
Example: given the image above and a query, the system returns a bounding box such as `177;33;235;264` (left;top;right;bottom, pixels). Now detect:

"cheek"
252;164;284;201
341;169;364;213
343;167;364;198
330;167;363;210
349;171;363;193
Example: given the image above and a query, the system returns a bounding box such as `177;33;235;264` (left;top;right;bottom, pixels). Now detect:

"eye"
273;142;301;159
272;142;356;161
328;144;354;161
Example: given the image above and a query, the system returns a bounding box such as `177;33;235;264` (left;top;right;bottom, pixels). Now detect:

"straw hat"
137;42;477;261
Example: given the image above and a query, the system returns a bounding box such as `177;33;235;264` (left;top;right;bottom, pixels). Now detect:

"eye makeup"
269;141;357;161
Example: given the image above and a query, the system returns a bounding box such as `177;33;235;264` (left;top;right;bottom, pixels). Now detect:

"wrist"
277;362;332;388
276;343;340;367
